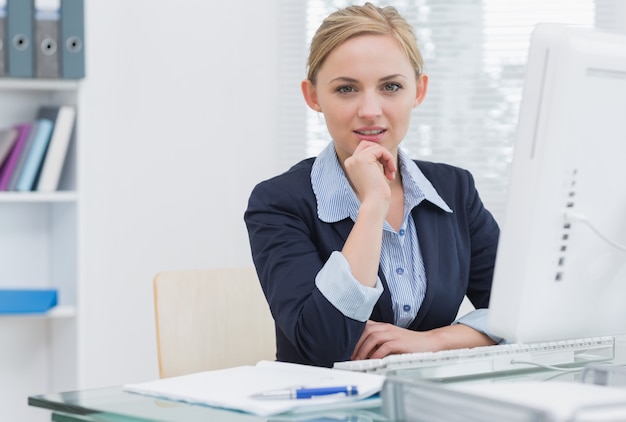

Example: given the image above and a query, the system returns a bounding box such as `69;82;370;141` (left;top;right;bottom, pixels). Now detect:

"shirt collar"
312;143;452;224
398;148;453;214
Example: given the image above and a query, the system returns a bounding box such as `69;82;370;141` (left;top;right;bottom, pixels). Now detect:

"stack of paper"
123;360;385;417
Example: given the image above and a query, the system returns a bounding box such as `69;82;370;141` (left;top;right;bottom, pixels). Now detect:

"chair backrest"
153;267;276;378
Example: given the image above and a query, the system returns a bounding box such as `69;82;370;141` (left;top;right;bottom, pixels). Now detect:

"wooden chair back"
153;267;276;378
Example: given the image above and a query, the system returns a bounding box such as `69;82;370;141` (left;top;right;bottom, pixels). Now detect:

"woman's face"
302;34;427;163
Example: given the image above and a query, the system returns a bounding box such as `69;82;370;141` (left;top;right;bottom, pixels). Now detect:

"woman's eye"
336;86;356;94
383;83;402;92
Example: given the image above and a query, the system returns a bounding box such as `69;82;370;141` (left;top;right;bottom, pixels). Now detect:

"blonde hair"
306;2;423;85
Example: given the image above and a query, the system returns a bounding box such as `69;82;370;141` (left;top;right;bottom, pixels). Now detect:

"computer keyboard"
333;336;615;380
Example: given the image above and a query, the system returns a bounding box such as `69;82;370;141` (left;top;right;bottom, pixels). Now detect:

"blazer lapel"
408;206;439;330
373;269;394;323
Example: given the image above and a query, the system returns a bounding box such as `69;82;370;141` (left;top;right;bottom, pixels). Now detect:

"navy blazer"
244;157;500;367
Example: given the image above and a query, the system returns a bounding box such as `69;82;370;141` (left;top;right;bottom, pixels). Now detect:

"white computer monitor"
488;23;626;343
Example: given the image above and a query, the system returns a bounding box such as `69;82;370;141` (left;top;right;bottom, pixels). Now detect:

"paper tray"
381;377;549;422
0;289;58;314
381;376;626;422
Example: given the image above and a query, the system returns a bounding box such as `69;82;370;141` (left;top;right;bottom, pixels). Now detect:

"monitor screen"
488;23;626;343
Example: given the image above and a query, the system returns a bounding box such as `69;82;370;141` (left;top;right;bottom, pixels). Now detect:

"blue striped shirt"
311;142;502;342
311;142;496;338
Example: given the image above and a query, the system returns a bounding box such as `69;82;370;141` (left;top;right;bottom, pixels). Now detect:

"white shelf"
0;192;78;202
0;78;81;421
47;305;77;318
0;306;76;320
0;78;80;91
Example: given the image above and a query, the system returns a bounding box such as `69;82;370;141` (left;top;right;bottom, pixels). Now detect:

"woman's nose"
357;92;382;119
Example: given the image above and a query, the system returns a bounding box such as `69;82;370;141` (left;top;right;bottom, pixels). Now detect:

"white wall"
78;0;280;387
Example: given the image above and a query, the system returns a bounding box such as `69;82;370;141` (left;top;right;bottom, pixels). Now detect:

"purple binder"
0;123;31;190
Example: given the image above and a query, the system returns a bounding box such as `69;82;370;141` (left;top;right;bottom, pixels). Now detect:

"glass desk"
29;386;386;422
29;335;626;422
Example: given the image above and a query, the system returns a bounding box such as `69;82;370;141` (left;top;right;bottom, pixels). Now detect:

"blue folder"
0;289;58;314
7;0;34;78
60;0;85;79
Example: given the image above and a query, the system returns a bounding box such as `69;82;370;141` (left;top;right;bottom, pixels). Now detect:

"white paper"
123;360;385;417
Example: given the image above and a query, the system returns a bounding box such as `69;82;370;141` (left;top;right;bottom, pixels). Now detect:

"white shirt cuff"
453;308;505;343
315;251;383;322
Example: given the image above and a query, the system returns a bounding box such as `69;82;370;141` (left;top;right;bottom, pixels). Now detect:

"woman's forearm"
341;199;387;288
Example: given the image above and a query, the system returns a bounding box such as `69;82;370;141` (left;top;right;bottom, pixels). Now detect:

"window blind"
277;1;609;224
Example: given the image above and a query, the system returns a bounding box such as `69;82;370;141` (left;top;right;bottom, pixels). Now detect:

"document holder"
381;376;626;422
381;377;550;422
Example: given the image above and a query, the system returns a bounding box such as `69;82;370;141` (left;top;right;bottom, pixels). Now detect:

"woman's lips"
354;128;386;142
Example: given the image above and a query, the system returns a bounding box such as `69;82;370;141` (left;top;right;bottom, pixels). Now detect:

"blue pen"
251;385;359;400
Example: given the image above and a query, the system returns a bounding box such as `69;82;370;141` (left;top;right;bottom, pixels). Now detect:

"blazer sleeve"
413;161;499;317
463;168;500;309
244;164;365;367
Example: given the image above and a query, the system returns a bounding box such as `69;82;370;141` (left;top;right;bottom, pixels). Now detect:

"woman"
244;3;501;368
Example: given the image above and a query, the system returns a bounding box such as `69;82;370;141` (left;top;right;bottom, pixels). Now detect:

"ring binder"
7;0;34;78
0;1;7;77
34;0;61;78
60;0;84;79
